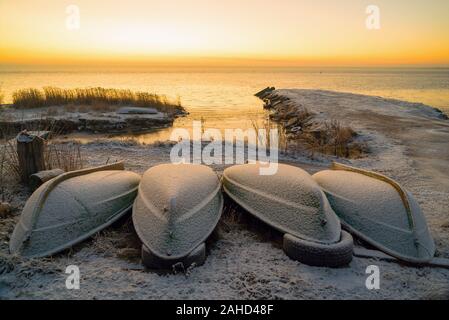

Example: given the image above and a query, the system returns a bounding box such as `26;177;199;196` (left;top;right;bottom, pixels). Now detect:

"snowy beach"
1;89;449;300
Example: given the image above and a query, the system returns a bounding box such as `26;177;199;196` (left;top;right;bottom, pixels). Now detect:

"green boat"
10;162;141;258
313;162;435;264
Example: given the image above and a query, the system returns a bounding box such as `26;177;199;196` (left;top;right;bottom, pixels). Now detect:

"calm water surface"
1;68;448;143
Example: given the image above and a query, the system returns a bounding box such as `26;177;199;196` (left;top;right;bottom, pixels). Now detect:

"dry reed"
250;117;288;152
12;87;185;114
1;138;84;184
268;103;365;158
299;119;363;158
0;86;4;105
45;142;84;172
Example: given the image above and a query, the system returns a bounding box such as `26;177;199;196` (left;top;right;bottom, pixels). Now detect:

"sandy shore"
1;89;449;300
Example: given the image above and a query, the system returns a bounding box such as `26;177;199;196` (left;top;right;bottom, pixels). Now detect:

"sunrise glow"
1;0;449;67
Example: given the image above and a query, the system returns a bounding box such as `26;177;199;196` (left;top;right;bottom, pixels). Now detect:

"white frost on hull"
10;162;141;258
222;163;341;245
313;162;435;263
132;164;223;261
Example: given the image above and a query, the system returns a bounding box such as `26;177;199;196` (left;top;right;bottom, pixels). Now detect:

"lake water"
1;67;448;143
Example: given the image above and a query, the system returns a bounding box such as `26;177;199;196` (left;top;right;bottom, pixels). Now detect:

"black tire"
141;243;206;270
283;231;354;267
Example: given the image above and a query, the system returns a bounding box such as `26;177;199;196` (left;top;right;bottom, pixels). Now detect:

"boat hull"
313;162;435;263
10;163;141;258
222;163;341;244
132;164;223;261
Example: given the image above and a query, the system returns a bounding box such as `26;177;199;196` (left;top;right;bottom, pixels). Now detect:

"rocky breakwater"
255;87;366;158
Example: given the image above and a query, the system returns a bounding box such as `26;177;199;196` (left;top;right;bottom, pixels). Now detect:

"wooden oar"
353;247;449;269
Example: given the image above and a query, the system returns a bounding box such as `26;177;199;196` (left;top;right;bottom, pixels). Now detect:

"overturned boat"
10;162;141;258
313;162;435;264
222;163;353;267
133;164;223;269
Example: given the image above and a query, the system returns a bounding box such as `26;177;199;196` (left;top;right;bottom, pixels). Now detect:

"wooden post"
29;168;64;191
16;131;49;183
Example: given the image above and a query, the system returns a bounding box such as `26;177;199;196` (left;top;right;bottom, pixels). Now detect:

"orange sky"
1;0;449;67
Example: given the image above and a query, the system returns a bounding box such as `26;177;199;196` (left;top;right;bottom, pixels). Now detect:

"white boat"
222;163;353;267
132;164;223;268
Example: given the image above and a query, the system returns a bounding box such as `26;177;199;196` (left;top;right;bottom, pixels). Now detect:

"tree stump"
16;131;49;183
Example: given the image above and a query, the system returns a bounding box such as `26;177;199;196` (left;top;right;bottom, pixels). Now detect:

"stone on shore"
116;107;158;115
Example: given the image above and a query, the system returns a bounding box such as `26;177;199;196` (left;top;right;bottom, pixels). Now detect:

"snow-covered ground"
0;105;169;121
0;105;175;137
1;89;448;300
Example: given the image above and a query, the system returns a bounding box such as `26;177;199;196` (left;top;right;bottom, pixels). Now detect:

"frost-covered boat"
132;164;223;269
313;162;435;264
222;163;353;267
10;162;141;258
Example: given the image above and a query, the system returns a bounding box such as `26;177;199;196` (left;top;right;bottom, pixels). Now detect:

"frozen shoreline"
1;89;449;300
0;105;185;138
